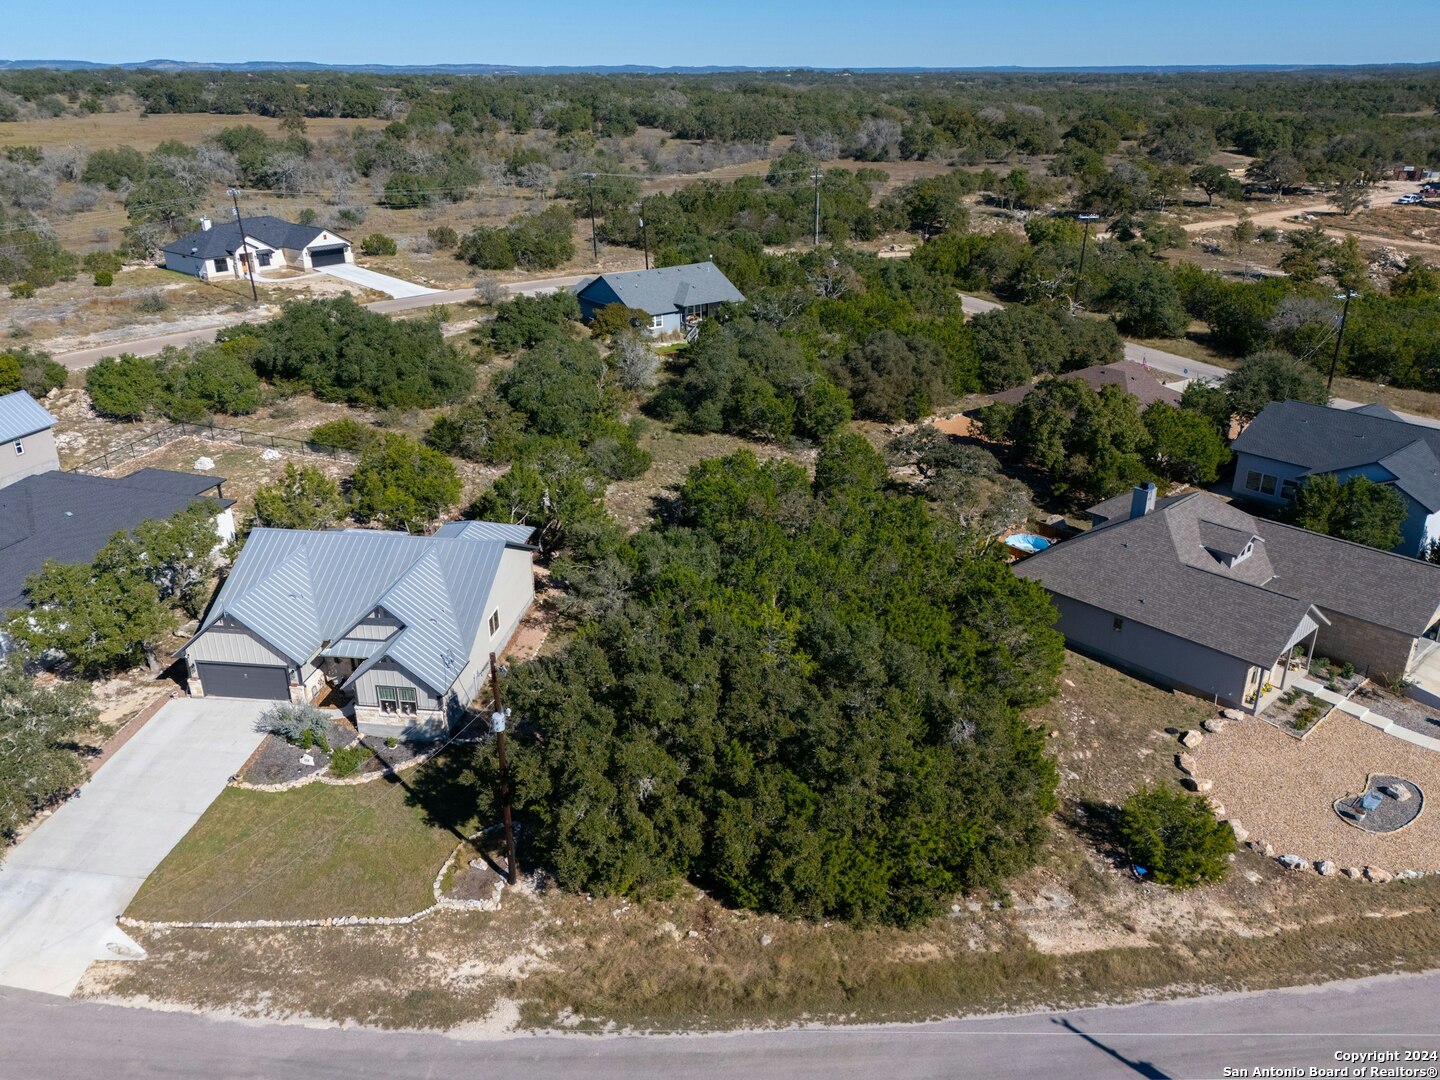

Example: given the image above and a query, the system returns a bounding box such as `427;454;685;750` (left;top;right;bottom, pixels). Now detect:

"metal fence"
69;421;360;475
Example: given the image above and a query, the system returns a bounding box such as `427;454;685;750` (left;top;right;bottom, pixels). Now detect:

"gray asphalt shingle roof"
1016;492;1440;666
1233;400;1440;512
161;215;343;261
0;391;56;443
574;261;744;315
192;523;533;695
988;362;1183;409
0;469;230;611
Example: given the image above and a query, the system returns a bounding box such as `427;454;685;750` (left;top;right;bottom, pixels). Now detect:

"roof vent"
1129;482;1157;520
199;215;212;232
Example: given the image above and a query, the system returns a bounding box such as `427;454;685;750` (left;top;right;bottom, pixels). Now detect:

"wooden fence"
70;421;359;475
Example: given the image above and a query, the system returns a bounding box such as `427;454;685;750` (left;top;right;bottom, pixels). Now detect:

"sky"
4;0;1439;69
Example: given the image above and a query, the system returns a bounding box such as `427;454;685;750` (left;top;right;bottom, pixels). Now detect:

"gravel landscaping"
1335;774;1424;834
1196;712;1440;871
239;717;359;785
1354;683;1440;741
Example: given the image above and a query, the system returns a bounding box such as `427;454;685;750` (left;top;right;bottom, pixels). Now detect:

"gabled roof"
988;361;1183;409
161;215;344;261
0;390;56;443
1016;492;1440;666
0;469;232;611
190;523;532;694
573;261;744;316
433;520;536;545
1233;400;1440;512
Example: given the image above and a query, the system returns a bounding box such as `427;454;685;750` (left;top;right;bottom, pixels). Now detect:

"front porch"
1248;624;1321;715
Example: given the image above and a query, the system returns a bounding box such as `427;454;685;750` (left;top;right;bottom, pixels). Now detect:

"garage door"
309;245;349;268
197;662;289;700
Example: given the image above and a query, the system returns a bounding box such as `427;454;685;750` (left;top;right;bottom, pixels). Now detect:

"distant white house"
573;261;744;339
162;215;353;281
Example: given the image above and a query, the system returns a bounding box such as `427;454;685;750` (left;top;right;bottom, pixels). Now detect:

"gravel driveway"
0;698;268;996
1197;711;1440;872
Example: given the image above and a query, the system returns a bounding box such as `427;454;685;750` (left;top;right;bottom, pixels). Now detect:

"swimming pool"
1003;532;1052;554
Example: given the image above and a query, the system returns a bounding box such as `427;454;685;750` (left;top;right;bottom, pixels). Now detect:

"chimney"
199;215;212;232
1129;482;1157;520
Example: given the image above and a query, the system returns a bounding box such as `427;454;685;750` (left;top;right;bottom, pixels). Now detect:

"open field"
80;654;1440;1032
0;110;389;152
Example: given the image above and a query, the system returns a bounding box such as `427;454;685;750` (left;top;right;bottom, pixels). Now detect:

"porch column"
1280;650;1292;692
1246;665;1262;715
1307;625;1320;681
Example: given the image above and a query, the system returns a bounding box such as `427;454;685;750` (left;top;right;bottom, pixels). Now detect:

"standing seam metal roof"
0;391;57;443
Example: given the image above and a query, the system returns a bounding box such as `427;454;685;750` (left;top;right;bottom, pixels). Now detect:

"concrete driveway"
0;698;269;997
320;263;439;298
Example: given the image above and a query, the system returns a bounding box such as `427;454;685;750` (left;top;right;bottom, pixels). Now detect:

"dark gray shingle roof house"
0;469;233;611
1230;400;1440;557
986;361;1183;409
161;215;334;262
573;262;744;321
1015;488;1440;711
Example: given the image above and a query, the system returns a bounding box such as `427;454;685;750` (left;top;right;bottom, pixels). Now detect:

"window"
650;314;664;329
488;610;501;636
213;257;228;272
398;687;418;714
378;685;418;714
1113;616;1124;632
13;440;23;456
1244;470;1280;497
258;251;272;267
1280;479;1299;501
1244;471;1262;492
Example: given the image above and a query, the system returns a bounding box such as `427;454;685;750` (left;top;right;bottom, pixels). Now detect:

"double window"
650;314;664;329
1244;470;1279;497
213;257;228;272
377;685;418;715
13;440;23;456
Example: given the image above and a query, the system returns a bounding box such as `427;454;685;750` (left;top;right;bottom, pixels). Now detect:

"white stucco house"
573;261;744;339
180;520;537;739
162;214;353;281
1231;400;1440;558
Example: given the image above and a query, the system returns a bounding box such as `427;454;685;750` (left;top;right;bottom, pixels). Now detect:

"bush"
350;433;463;531
489;290;581;352
1117;784;1235;888
9;282;35;299
427;225;459;249
86;353;165;420
0;345;66;397
93;269;113;287
261;702;330;745
457;226;515;270
328;745;369;778
309;417;382;452
134;289;169;314
359;233;397;256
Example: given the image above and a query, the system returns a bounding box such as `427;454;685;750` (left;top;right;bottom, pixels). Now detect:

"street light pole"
1327;290;1357;392
228;187;259;305
488;652;518;886
1075;213;1099;310
582;173;598;263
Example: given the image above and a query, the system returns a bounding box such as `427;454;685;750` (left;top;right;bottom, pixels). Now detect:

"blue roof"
0;391;56;443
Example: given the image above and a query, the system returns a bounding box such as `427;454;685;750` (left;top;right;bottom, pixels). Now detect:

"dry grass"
0;110;388;152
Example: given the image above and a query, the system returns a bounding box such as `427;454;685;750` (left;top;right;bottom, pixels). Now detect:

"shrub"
0;345;66;397
82;249;124;274
93;269;113;287
359;233;398;256
349;433;463;531
86;353;165;420
427;225;459;249
457;226;516;270
309;417;382;452
1117;784;1235;888
261;702;330;745
9;282;35;299
134;289;169;314
328;745;369;778
489;290;581;352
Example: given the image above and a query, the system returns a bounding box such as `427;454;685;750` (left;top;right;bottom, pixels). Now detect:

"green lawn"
127;767;476;922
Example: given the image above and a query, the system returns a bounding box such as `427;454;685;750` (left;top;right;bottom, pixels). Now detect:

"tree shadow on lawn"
395;743;486;844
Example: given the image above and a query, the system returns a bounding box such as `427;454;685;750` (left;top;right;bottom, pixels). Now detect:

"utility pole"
812;169;823;247
1075;213;1099;311
582;172;598;263
228;187;259;305
639;215;649;270
488;652;518;886
1327;290;1357;391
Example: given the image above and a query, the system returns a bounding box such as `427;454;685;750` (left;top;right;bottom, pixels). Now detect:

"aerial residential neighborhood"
2;6;1440;1079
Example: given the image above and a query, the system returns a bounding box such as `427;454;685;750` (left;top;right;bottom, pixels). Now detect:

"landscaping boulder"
1222;708;1245;722
1202;717;1226;734
1277;854;1306;871
1229;820;1249;843
1384;783;1412;803
1208;800;1226;819
1363;866;1393;883
1342;866;1364;880
1316;860;1338;877
1180;730;1204;749
1260;842;1275;858
1182;776;1214;793
1176;752;1198;776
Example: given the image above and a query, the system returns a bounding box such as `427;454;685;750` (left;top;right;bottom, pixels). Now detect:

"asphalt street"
3;970;1439;1079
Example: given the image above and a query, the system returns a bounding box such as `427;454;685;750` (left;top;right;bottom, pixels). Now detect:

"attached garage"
309;245;349;268
196;662;289;701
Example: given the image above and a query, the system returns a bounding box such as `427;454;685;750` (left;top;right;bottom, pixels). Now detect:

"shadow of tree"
1065;798;1131;871
396;743;489;842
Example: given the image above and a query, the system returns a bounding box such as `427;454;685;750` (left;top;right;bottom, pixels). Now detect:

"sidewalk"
1295;676;1440;753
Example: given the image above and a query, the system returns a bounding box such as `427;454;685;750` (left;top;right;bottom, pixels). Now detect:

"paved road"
3;970;1439;1078
55;273;590;369
0;699;269;997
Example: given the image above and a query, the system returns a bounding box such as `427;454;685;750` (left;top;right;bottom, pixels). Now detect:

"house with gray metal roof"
1231;399;1440;557
181;521;536;738
0;390;59;491
1015;484;1440;713
162;214;353;281
572;261;744;339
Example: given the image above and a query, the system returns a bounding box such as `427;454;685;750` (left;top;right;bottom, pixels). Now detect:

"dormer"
1198;521;1259;568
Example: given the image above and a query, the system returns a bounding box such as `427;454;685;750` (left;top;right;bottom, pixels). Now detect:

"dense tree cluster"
0;656;97;846
1288;474;1409;551
0;345;66;398
481;444;1063;926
